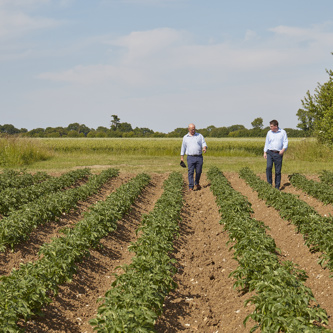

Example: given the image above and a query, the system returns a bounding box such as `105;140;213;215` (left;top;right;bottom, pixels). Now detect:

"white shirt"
264;128;288;152
181;132;207;156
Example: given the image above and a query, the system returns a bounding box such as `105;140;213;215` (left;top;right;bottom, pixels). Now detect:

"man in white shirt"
264;119;288;190
181;123;207;191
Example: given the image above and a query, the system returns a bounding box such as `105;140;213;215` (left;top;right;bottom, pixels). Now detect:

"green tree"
251;117;263;129
167;127;188;137
210;127;229;137
110;115;120;131
27;128;45;137
118;122;133;132
67;123;81;132
297;57;333;144
228;124;246;132
0;124;21;134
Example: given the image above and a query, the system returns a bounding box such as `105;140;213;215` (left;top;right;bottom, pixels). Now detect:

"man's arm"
180;138;186;161
263;132;269;158
279;131;288;155
201;135;207;153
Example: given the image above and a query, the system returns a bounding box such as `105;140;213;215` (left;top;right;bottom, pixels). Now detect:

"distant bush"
287;138;333;162
0;137;52;167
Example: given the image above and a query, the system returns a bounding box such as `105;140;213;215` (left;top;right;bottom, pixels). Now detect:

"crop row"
289;173;333;205
90;172;184;332
0;168;91;215
239;167;333;272
0;172;151;332
207;166;329;332
0;168;118;251
319;170;333;186
0;169;50;192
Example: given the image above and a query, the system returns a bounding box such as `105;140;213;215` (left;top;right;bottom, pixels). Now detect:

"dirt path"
155;174;255;333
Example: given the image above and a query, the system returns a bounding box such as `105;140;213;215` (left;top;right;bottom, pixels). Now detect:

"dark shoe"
194;184;201;191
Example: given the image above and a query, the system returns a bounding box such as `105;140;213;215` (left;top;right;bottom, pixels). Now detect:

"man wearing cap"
181;123;207;191
264;119;288;190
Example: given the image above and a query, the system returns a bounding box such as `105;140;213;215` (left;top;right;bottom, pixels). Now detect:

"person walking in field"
181;123;207;191
264;119;288;190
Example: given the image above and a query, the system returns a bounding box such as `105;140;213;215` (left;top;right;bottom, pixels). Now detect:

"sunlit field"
0;137;330;175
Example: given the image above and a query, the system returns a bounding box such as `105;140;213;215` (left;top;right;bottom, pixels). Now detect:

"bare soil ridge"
0;171;332;332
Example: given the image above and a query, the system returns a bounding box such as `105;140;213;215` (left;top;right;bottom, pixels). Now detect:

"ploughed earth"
1;171;333;332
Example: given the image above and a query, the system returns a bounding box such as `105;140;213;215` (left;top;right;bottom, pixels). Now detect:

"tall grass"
1;137;332;173
0;137;52;167
37;137;265;157
286;139;333;162
36;137;331;161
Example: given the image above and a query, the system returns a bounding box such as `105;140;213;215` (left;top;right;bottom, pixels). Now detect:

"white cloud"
0;10;59;39
0;0;66;40
0;0;50;9
38;64;148;85
37;23;333;89
109;28;187;62
244;29;259;41
101;0;187;5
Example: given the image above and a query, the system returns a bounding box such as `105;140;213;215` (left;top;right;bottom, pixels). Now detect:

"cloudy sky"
1;0;333;133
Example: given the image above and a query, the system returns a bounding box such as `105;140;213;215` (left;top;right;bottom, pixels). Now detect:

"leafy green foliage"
289;173;333;204
0;173;150;332
207;166;329;332
0;168;118;251
0;168;91;215
0;169;50;192
319;170;333;186
90;172;184;333
239;167;333;272
297;61;333;145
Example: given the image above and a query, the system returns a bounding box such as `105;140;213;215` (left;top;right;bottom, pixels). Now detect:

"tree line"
0;116;305;138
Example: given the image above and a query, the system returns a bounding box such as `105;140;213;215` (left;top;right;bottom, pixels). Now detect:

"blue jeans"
187;155;203;189
266;150;283;189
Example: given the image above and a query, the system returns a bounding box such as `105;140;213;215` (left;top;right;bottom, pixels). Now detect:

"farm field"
1;137;333;332
1;166;333;332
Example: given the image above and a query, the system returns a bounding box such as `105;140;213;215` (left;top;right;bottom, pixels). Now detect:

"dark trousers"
266;150;283;189
187;155;203;189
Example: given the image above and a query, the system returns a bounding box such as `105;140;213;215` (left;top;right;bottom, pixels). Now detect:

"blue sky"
1;0;333;133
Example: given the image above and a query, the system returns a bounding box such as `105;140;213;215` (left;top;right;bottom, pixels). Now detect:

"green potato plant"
208;166;329;332
0;172;150;332
90;172;184;333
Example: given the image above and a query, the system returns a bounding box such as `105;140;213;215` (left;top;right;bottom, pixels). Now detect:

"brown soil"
1;171;333;332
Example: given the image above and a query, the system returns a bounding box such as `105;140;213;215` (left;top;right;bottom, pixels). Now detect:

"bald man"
180;123;207;191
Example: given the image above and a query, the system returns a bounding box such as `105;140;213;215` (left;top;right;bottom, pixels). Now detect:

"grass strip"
90;172;184;332
208;166;329;332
